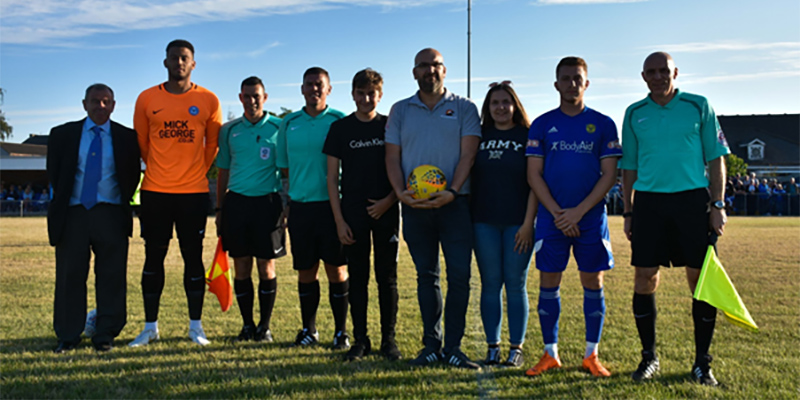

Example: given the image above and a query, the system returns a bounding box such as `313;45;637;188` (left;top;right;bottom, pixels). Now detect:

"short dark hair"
556;56;588;78
303;67;329;80
166;39;195;55
241;76;264;91
84;83;114;100
352;68;383;91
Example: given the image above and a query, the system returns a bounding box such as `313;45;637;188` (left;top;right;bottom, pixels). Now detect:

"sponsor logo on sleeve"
527;139;540;148
717;128;728;147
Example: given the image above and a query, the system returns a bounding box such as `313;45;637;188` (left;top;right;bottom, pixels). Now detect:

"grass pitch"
0;216;798;399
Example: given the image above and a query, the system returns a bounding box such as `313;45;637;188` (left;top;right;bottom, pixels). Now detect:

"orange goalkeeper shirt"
134;83;222;193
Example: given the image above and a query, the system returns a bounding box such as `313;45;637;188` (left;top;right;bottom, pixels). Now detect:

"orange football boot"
582;352;611;377
525;352;562;376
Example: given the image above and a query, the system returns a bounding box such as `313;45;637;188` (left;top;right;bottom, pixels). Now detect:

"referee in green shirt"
216;76;285;343
620;52;730;387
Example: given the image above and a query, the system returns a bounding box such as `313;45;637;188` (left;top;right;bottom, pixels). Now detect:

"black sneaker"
235;324;256;342
632;351;660;382
291;328;319;347
692;355;719;387
254;325;273;342
504;348;524;367
346;338;371;361
445;349;481;370
332;330;350;350
408;348;442;366
484;346;501;365
380;340;403;361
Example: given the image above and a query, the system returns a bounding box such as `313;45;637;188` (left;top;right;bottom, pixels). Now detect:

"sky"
1;0;799;143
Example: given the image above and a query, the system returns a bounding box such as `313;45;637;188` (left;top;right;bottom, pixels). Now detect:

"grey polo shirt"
385;89;481;194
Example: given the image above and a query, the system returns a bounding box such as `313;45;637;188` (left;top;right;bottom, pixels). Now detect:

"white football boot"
128;328;160;347
189;326;211;346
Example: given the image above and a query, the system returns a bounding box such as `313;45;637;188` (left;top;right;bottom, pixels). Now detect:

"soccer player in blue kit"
524;57;621;377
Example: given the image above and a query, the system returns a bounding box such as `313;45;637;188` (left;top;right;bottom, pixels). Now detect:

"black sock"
180;241;205;321
142;244;168;322
692;299;717;363
298;281;320;332
330;279;349;333
258;278;277;329
234;278;255;327
633;292;657;355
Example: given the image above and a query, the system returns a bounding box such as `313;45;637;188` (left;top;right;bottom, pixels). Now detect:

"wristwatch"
712;200;725;210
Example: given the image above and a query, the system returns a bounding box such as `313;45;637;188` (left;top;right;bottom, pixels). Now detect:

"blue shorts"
533;215;614;273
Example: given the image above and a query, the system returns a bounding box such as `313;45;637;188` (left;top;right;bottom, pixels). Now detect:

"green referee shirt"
216;114;282;196
276;106;346;202
620;89;730;193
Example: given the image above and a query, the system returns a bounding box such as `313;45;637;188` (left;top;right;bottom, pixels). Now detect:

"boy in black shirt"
323;69;402;361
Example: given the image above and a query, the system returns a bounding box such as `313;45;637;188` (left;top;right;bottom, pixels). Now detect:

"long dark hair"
480;84;530;133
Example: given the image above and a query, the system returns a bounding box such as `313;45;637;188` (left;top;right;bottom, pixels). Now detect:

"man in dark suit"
47;83;141;353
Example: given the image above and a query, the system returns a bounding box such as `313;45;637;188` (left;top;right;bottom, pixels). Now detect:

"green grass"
1;216;798;399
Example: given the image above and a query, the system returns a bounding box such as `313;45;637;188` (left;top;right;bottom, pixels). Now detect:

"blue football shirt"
526;107;622;226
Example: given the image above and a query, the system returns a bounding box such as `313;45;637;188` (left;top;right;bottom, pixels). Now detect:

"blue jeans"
402;196;473;353
473;223;533;346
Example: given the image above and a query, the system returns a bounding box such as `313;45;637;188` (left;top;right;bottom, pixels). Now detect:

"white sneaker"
128;329;159;347
189;326;210;346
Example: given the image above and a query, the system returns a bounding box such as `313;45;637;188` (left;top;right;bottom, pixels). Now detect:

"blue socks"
539;285;607;358
584;287;606;347
538;286;561;347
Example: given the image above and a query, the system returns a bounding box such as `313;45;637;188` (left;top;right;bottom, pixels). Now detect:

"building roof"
0;142;47;157
718;114;799;166
21;135;49;146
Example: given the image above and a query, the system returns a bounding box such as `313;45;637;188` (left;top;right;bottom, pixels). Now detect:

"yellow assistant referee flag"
693;245;758;332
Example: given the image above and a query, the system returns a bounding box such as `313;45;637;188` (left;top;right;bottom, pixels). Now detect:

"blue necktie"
80;126;103;209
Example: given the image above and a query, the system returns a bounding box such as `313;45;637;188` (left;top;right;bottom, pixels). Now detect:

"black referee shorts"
221;191;286;260
287;200;346;270
631;188;711;269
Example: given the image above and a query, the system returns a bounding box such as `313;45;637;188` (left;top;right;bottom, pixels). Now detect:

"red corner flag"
205;238;233;312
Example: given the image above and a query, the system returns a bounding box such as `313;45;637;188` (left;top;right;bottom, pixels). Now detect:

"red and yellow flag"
205;238;233;312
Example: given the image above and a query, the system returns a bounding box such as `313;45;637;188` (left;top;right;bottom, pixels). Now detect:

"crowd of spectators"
1;182;52;214
605;174;799;216
726;173;799;216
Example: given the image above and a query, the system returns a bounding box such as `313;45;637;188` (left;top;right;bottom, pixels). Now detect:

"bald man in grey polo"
385;90;481;194
385;86;481;368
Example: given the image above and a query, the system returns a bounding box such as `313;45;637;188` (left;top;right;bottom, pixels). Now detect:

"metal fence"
605;193;800;216
0;199;50;217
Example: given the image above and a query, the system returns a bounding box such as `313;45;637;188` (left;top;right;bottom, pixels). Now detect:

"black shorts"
139;190;208;245
287;200;346;270
631;188;710;269
221;191;286;260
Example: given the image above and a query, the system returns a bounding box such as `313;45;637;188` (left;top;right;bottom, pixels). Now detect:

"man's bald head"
413;48;446;94
643;52;675;71
415;48;443;66
642;51;678;104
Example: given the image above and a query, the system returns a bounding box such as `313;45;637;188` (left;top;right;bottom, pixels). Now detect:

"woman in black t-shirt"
471;82;537;367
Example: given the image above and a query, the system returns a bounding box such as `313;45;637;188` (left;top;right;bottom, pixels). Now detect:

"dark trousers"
401;196;473;352
343;203;400;342
54;204;128;344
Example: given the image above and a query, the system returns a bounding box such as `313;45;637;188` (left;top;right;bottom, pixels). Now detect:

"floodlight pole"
467;0;472;98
